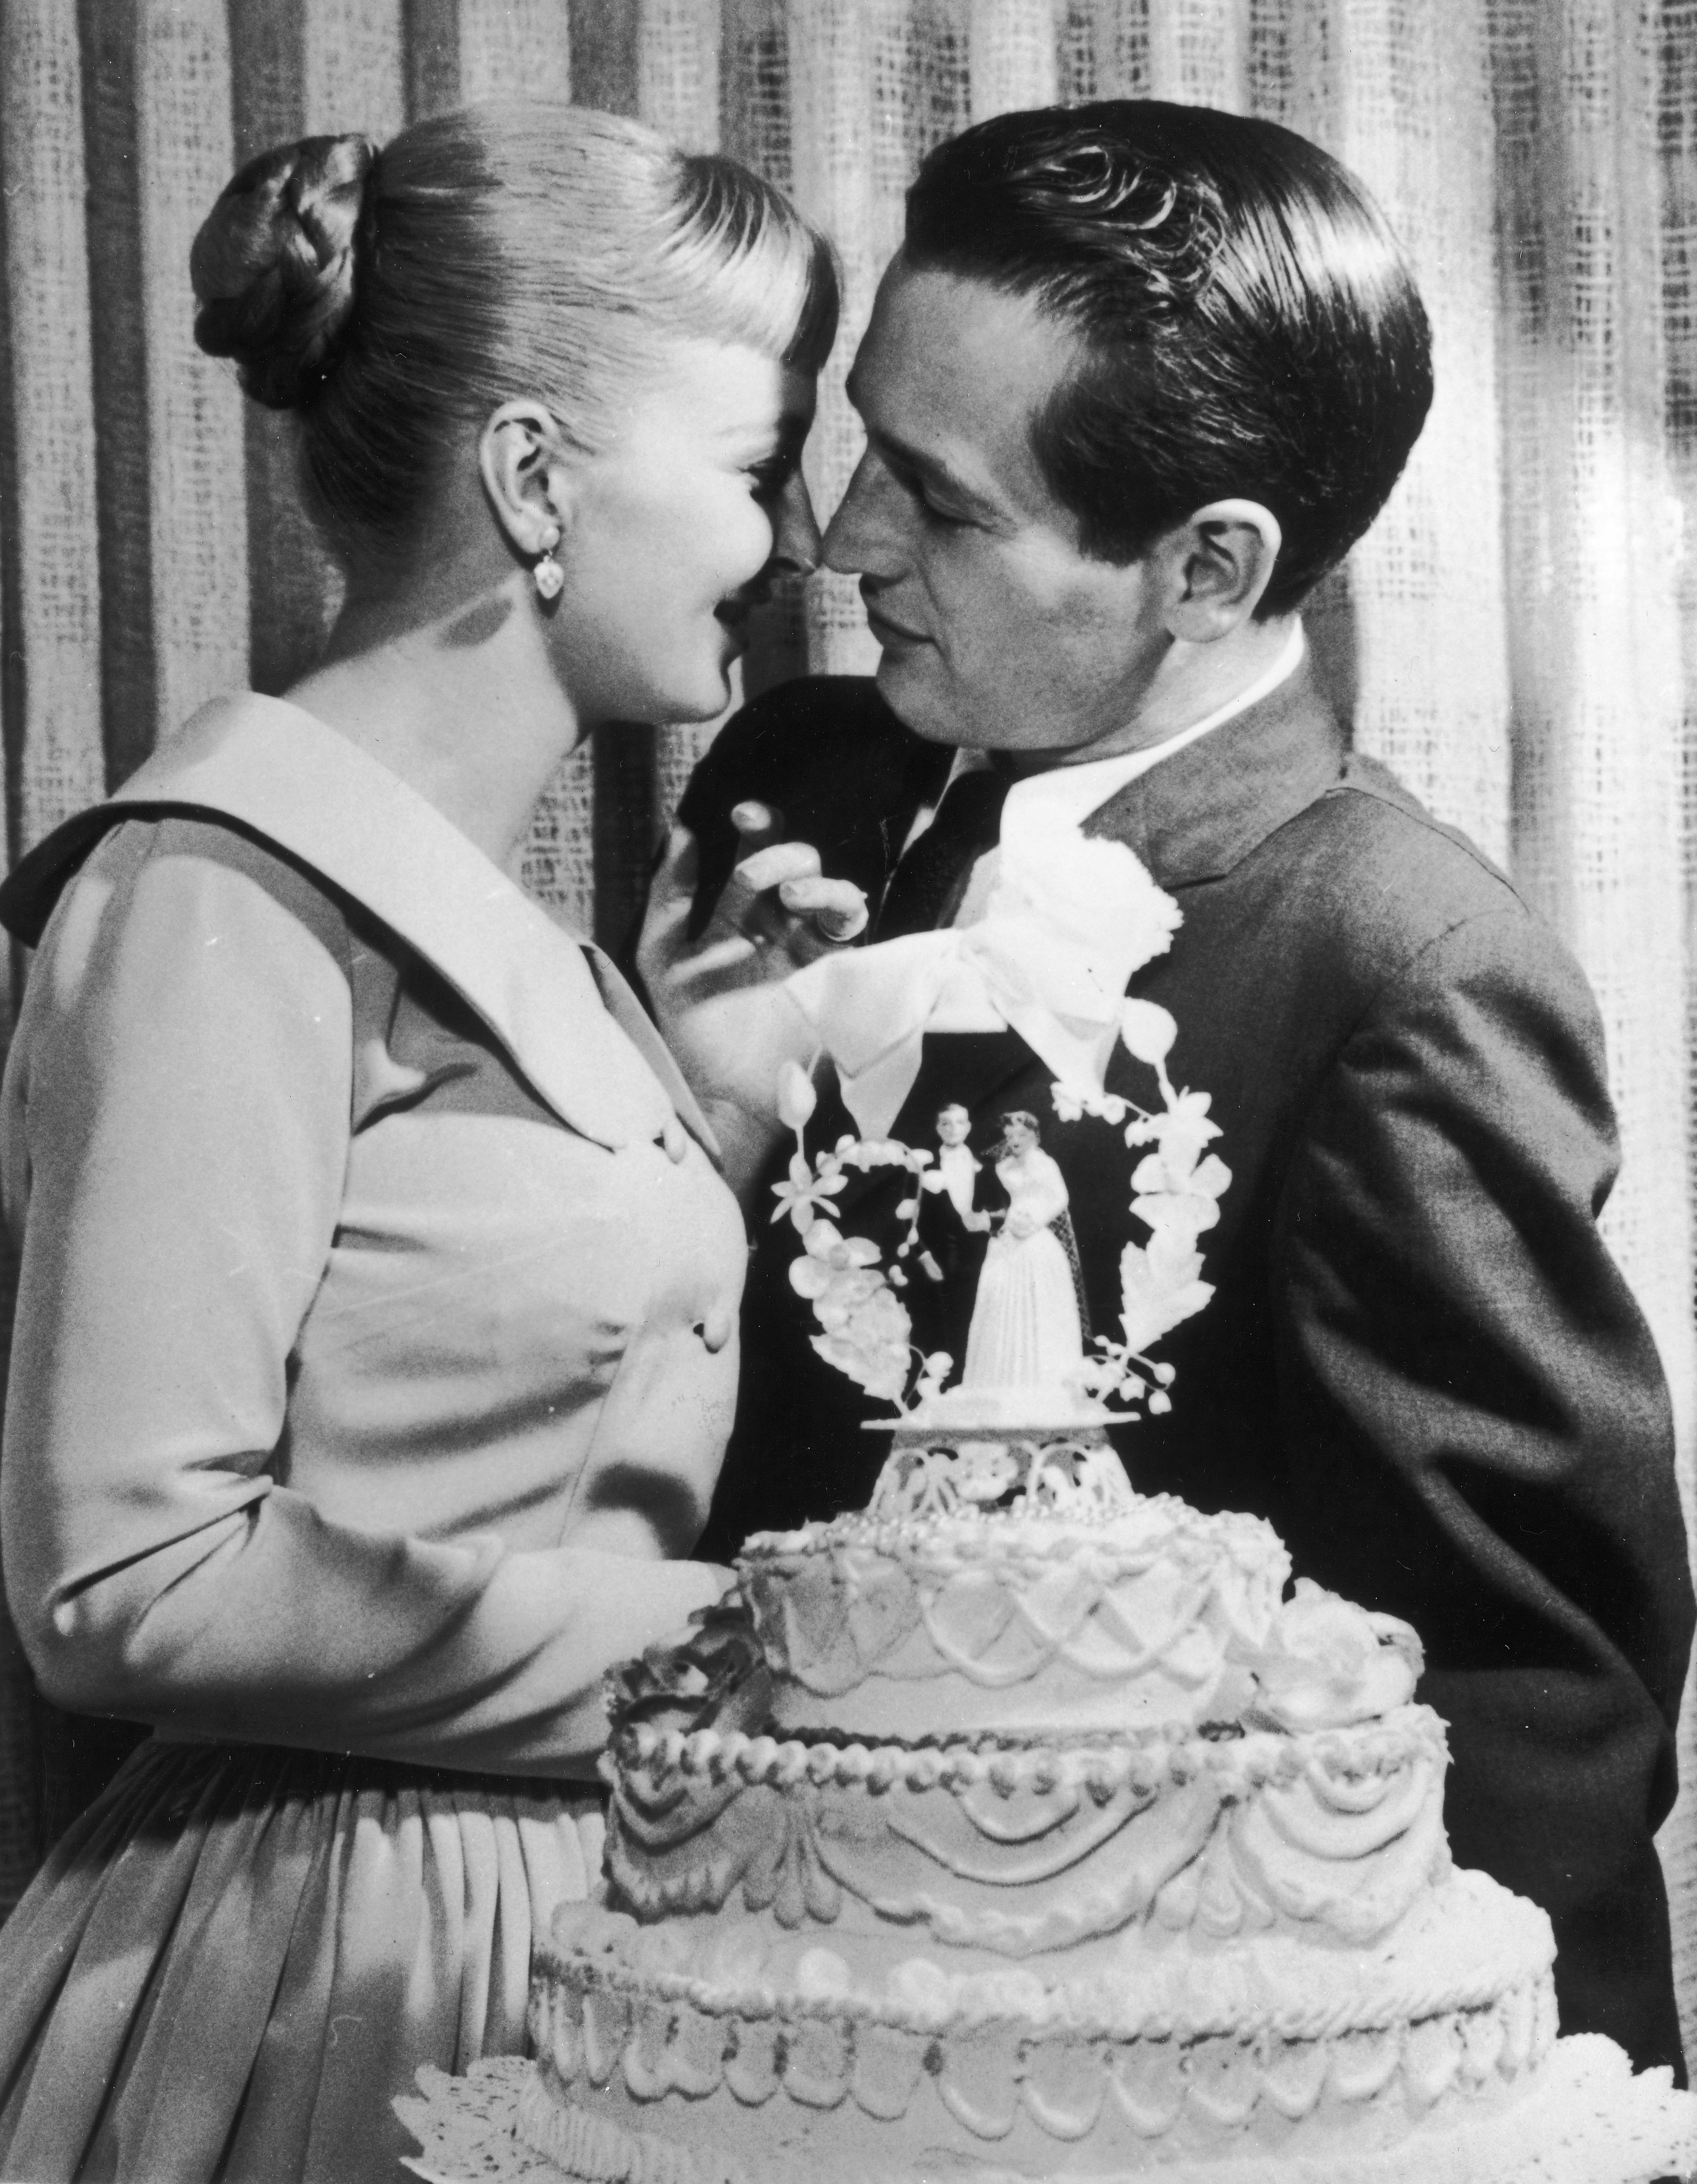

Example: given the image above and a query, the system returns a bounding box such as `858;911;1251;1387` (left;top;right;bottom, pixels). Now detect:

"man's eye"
889;463;966;528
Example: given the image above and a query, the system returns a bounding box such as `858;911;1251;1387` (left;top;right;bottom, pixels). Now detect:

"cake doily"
397;2059;553;2184
398;2037;1695;2184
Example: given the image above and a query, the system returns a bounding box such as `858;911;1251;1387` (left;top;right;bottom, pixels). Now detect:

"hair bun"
192;132;377;409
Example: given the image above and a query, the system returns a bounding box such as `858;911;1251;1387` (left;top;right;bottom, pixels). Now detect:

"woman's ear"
1157;498;1283;641
479;399;572;563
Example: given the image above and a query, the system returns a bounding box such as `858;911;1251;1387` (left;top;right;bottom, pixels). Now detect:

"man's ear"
478;398;573;562
1159;498;1283;640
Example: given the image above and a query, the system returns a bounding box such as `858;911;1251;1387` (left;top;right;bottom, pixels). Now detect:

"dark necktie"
874;766;1014;940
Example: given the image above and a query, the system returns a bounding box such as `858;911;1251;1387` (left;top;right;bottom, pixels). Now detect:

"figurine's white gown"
960;1146;1084;1388
0;696;744;2183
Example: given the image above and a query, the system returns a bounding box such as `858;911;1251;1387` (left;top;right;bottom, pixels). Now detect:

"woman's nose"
770;471;823;576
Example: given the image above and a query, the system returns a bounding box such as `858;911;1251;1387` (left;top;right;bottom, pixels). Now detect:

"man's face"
937;1107;970;1146
823;259;1169;759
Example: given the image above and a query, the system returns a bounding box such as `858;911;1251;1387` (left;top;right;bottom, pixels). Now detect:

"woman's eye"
748;457;796;502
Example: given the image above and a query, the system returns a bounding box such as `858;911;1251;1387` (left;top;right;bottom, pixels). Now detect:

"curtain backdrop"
1;0;1693;2045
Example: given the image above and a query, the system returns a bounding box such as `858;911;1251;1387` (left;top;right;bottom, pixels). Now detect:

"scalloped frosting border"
609;1704;1447;1804
740;1492;1286;1580
500;2032;1696;2184
539;1870;1553;2051
603;1706;1451;1956
526;1961;1559;2154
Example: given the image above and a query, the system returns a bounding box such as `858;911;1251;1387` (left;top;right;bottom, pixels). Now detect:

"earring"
533;522;564;602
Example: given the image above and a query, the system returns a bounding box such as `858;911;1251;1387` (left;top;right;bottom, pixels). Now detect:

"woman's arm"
2;821;726;1779
636;824;866;1206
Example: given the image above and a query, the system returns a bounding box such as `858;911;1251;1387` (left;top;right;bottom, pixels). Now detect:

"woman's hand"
637;808;867;1200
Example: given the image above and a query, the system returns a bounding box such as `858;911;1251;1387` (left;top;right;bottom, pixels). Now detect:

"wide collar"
0;693;711;1157
1080;656;1349;887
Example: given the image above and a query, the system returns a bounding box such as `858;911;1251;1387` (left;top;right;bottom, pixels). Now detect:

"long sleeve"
1;821;725;1779
1270;904;1692;2056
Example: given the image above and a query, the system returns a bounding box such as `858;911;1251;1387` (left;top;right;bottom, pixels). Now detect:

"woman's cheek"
721;493;779;592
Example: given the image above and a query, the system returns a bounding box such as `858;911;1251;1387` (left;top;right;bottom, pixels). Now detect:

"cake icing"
504;1435;1696;2180
400;944;1695;2181
742;1495;1292;1740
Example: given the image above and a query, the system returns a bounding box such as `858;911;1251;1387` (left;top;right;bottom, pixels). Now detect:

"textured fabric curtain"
0;0;1692;2044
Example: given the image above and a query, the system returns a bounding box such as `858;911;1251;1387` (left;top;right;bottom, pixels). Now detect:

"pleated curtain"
1;0;1693;2047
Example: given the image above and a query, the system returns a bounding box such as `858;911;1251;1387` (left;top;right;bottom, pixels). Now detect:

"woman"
961;1111;1087;1390
0;105;836;2182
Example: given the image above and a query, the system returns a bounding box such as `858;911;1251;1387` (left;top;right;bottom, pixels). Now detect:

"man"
909;1103;992;1368
642;101;1693;2076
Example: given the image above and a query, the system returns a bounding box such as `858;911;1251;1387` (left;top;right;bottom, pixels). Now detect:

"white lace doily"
397;2058;553;2184
398;2037;1696;2184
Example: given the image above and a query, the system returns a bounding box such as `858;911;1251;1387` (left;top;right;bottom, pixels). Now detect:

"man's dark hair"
903;102;1433;617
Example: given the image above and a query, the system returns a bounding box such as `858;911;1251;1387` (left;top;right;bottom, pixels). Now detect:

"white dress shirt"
902;622;1306;929
934;1140;982;1217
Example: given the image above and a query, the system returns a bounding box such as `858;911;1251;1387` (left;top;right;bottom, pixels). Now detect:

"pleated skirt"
0;1737;604;2184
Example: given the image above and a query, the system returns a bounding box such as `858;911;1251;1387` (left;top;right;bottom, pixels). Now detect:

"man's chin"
872;650;973;747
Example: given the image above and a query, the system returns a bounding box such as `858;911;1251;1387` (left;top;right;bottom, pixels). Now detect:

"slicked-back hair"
903;102;1432;617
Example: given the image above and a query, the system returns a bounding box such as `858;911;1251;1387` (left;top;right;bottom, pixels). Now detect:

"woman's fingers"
775;874;869;944
730;800;785;856
718;840;822;945
648;811;867;984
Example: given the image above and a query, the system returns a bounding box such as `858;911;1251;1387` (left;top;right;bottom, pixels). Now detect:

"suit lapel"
881;667;1351;1132
1081;660;1348;883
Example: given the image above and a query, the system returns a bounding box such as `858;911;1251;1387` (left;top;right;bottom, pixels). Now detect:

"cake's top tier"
740;1489;1297;1740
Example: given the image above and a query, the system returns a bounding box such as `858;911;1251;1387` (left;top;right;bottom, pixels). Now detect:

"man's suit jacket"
906;1137;995;1366
676;665;1695;2078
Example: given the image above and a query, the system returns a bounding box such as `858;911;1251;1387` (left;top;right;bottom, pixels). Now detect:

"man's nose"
823;449;901;579
770;471;822;576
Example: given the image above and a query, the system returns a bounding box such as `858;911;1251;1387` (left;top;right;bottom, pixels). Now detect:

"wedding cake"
401;831;1693;2184
495;1421;1693;2183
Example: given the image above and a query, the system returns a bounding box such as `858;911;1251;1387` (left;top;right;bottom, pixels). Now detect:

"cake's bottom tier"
456;2036;1694;2184
524;1873;1567;2180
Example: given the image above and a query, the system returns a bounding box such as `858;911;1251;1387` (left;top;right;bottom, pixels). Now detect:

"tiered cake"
400;768;1694;2184
507;1427;1694;2183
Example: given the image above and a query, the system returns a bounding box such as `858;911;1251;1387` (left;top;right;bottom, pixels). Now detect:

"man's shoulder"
1273;747;1540;964
1249;751;1607;1039
1329;750;1514;891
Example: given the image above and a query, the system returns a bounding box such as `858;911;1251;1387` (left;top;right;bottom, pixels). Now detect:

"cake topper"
770;816;1232;1446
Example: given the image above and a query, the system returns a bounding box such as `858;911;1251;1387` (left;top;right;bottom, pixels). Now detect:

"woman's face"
552;336;820;726
1003;1115;1036;1153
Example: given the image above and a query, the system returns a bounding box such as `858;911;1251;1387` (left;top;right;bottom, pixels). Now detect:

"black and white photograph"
0;2;1693;2178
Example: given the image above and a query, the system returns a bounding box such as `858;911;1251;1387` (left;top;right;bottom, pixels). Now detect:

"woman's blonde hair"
191;102;838;571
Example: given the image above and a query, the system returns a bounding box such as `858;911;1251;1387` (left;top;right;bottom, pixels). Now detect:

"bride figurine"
960;1110;1088;1388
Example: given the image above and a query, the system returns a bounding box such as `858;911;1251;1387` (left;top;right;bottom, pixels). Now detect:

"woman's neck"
286;569;582;875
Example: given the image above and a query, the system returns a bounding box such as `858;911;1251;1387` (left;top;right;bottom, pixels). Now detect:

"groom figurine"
648;101;1693;2076
907;1102;993;1371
